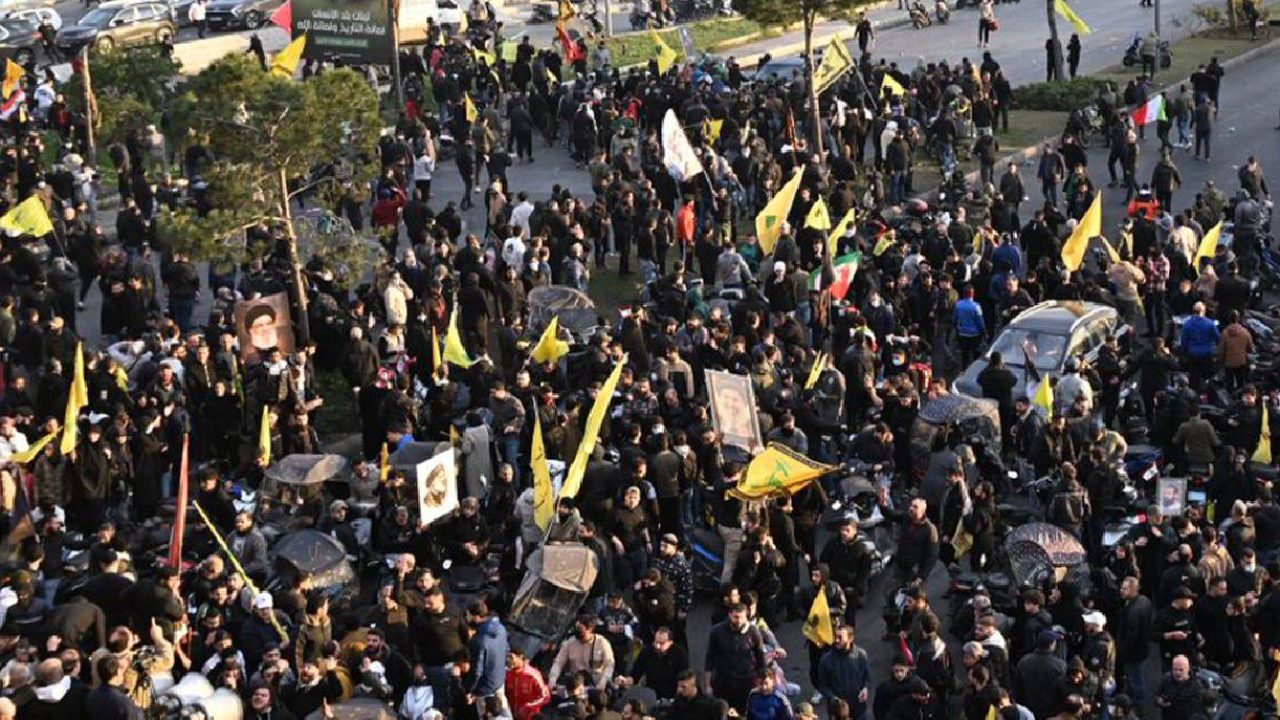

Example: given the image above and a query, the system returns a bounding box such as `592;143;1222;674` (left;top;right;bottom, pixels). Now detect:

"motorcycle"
909;1;932;28
820;463;896;576
935;0;951;23
1121;33;1172;69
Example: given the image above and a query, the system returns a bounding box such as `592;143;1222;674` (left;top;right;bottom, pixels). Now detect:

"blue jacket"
954;298;986;338
817;645;871;717
745;687;794;720
1180;315;1221;358
992;243;1023;276
468;616;509;696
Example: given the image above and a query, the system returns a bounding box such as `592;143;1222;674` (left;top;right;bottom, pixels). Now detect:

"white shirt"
188;1;206;22
0;431;28;461
510;201;535;239
413;152;435;182
501;235;526;269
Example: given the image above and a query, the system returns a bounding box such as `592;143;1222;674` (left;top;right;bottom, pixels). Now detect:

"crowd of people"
0;0;1273;719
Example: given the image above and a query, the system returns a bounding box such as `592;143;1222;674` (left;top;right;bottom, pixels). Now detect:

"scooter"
935;0;951;23
1121;33;1173;69
909;1;932;28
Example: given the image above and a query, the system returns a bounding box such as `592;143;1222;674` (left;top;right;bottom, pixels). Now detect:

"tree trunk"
1227;0;1238;32
1045;0;1065;82
804;14;825;156
278;167;312;345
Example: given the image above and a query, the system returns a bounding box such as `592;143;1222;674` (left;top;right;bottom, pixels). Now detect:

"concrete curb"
946;34;1280;199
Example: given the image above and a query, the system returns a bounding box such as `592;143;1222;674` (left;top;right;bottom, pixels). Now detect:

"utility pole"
1155;0;1161;35
603;0;613;37
389;0;405;112
81;46;96;162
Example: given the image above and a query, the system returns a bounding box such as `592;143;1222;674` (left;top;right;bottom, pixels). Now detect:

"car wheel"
245;10;262;28
95;36;115;52
156;26;174;43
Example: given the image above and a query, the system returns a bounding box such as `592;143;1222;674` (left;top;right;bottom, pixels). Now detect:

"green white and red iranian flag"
808;251;862;301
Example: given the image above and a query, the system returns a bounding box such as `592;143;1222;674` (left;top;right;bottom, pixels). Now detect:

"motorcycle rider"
819;519;874;625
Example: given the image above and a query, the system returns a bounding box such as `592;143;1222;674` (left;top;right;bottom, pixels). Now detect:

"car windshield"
1;18;36;33
987;328;1069;370
79;8;116;27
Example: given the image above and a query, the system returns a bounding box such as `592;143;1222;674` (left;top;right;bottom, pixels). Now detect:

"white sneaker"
809;692;823;704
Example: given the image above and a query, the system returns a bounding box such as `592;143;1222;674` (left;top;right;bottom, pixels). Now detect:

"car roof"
98;0;163;8
1006;300;1116;334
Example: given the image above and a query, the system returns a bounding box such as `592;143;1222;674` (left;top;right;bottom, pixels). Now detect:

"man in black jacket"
1013;631;1068;719
1115;576;1154;711
86;655;142;720
672;670;728;720
819;519;873;623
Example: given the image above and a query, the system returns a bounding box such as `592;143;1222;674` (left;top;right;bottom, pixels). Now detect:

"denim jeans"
1176;115;1191;145
1123;660;1147;709
940;141;957;176
497;433;521;486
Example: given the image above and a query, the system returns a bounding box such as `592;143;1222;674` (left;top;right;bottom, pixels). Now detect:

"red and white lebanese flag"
1132;95;1166;126
0;89;24;120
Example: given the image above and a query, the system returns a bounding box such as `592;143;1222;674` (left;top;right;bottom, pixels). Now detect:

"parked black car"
205;0;283;30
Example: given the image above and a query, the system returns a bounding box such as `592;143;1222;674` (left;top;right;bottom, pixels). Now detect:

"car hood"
56;25;98;38
207;1;245;10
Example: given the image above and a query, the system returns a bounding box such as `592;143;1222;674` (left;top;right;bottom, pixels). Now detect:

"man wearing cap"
1155;586;1199;666
1014;629;1068;719
1079;610;1115;693
239;593;290;675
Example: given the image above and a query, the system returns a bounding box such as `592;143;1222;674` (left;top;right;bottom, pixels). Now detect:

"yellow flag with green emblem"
650;30;678;74
464;93;479;123
802;587;836;647
1061;191;1102;271
731;443;835;500
1192;221;1223;275
805;198;831;231
0;196;53;238
532;413;554;530
881;73;906;98
258;405;272;466
444;304;477;368
827;207;856;259
561;356;628;499
756;168;803;255
707;118;724;142
59;342;88;455
531;317;570;364
813;36;853;95
1033;376;1054;420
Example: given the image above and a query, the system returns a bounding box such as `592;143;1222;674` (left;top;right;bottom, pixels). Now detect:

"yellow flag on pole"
59;342;88;455
0;196;53;238
650;30;679;74
464;93;479;123
270;33;306;78
1192;221;1223;275
813;36;853;95
731;443;835;500
804;353;827;391
10;431;56;465
1033;376;1054;420
1271;666;1280;714
379;442;391;483
1100;236;1122;264
802;587;836;647
532;413;554;530
531;317;570;364
258;405;272;466
707;118;724;142
1054;0;1092;35
1061;191;1102;271
881;73;906;98
756;168;803;255
805;198;832;231
443;305;477;368
431;325;442;375
1;59;22;99
827;207;856;259
873;233;895;257
985;706;998;720
1254;404;1272;465
560;356;627;499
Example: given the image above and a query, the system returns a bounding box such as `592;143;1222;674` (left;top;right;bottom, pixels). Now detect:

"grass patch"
315;370;358;439
1003;110;1069;148
602;17;763;67
587;262;645;317
1093;35;1261;88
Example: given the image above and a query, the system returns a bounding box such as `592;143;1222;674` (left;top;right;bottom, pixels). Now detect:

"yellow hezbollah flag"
444;304;477;368
471;43;496;66
813;36;853;95
1033;376;1054;420
0;196;53;238
881;73;906;98
1055;0;1092;35
450;424;461;446
258;405;272;466
805;198;832;231
804;353;827;391
756;168;803;255
532;413;554;530
731;443;835;500
464;93;479;123
561;356;628;499
531;316;570;364
1101;236;1122;264
1254;404;1271;465
650;30;678;74
952;521;974;558
827;207;856;259
379;442;391;483
985;706;998;720
873;232;895;257
802;587;836;647
501;39;519;62
1061;191;1102;271
1;59;22;99
1192;221;1223;275
59;342;88;455
270;33;306;78
707;118;724;142
10;431;56;464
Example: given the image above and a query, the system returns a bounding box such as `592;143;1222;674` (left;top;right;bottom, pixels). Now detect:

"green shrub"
1012;77;1112;111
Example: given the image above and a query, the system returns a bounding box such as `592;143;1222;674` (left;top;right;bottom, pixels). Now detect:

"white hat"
254;592;274;610
1082;611;1106;628
773;260;786;274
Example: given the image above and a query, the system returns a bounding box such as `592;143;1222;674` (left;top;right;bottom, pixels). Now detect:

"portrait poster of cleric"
234;292;296;365
706;369;763;453
417;446;460;526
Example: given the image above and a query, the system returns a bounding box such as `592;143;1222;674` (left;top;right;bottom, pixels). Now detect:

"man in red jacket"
504;647;550;720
